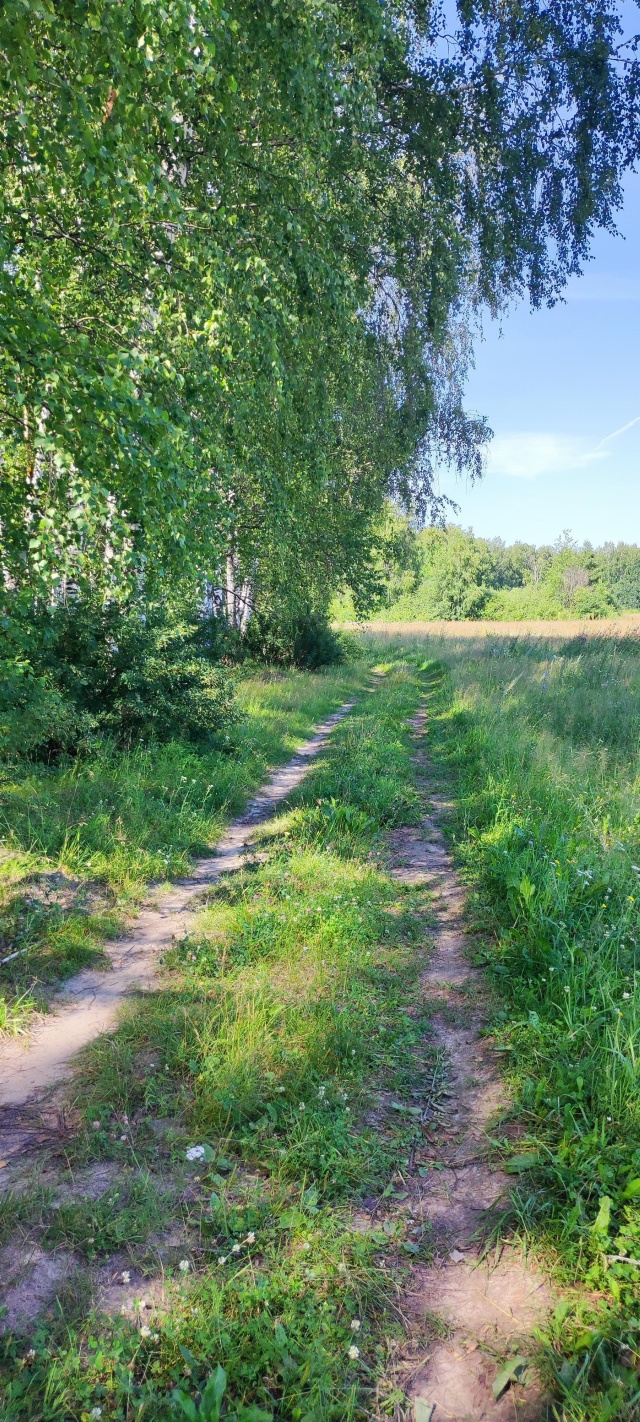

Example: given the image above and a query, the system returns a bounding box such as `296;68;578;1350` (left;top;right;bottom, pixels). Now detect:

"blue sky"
438;176;640;546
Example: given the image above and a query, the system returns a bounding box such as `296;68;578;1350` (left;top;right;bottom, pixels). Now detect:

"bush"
0;599;240;757
241;611;347;668
0;657;93;760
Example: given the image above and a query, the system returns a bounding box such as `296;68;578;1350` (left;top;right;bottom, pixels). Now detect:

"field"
1;631;640;1421
346;615;640;639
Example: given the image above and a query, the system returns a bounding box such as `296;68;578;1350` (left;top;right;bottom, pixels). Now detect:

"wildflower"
217;1256;227;1265
140;1325;151;1338
121;1271;130;1284
185;1145;206;1161
178;1259;190;1273
564;985;570;992
92;1120;101;1129
245;1231;256;1244
348;1345;360;1360
623;992;631;999
152;1333;160;1342
318;1086;326;1099
276;1086;285;1093
231;1243;241;1254
25;1349;36;1362
302;1241;311;1251
90;1410;103;1420
337;1262;347;1274
299;1101;306;1111
120;1134;127;1142
350;1319;361;1331
122;1115;129;1125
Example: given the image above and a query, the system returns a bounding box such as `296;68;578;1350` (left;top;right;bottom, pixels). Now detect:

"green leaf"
592;1196;612;1235
492;1356;529;1400
172;1389;198;1421
200;1365;227;1421
620;1178;640;1201
504;1154;541;1174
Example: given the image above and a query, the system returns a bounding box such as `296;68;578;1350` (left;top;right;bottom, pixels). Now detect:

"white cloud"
487;432;607;480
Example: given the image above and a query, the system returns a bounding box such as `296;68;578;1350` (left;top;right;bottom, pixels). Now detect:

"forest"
2;3;640;1421
335;526;640;623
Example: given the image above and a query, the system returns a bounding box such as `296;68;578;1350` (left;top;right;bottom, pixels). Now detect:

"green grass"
0;664;367;1030
365;630;640;1421
0;665;444;1421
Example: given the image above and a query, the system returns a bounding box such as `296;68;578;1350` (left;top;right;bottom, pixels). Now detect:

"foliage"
240;611;349;671
354;526;640;621
2;0;640;625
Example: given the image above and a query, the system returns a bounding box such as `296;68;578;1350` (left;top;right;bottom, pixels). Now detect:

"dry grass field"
344;614;640;639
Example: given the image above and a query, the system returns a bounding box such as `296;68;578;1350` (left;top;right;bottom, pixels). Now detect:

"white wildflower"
623;992;631;1000
121;1271;130;1284
185;1145;206;1162
318;1086;326;1099
90;1410;103;1420
178;1259;190;1273
26;1348;36;1361
218;1256;227;1265
140;1325;151;1338
231;1243;241;1254
348;1345;360;1360
299;1102;306;1111
350;1319;361;1331
245;1231;256;1244
92;1121;101;1129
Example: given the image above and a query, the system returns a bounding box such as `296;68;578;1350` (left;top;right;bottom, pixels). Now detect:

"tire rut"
389;709;551;1422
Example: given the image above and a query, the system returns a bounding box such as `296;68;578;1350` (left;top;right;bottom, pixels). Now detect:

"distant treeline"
335;525;640;622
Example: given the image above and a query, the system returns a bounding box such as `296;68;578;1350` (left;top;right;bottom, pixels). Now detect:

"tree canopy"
2;0;639;617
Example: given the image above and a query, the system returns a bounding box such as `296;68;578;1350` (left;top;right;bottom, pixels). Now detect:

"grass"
5;631;640;1418
0;664;367;1032
365;629;640;1421
0;665;444;1421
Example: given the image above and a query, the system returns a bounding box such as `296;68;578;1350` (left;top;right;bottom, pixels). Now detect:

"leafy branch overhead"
1;0;639;611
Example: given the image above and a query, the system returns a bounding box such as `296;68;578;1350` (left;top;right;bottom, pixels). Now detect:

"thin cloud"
487;433;606;480
488;416;640;479
596;414;640;448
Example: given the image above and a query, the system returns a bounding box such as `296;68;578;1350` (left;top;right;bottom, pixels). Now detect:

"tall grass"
368;631;640;1420
0;665;367;1028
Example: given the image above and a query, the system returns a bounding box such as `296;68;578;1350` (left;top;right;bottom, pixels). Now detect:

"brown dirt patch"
388;710;552;1422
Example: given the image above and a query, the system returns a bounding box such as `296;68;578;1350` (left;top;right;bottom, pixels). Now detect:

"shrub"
0;657;93;760
1;599;240;755
241;611;347;668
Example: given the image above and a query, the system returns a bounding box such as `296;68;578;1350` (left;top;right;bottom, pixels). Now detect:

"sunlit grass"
0;662;368;1030
366;629;640;1421
0;666;439;1421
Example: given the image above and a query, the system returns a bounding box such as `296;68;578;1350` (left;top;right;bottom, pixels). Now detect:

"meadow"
1;634;640;1420
366;627;640;1418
